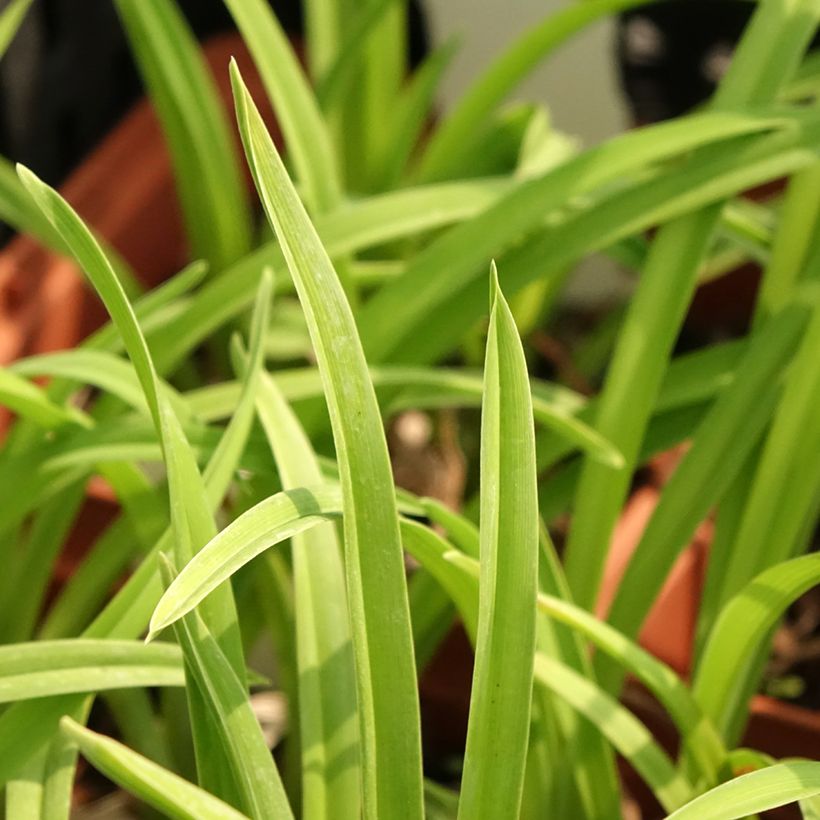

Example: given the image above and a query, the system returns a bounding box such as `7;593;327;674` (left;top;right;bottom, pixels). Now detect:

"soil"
765;579;820;711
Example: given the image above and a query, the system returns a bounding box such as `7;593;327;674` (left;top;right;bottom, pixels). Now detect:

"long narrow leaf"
444;550;727;787
17;163;256;801
223;0;341;213
562;0;820;610
0;640;183;702
533;654;693;813
600;301;807;682
39;699;92;820
417;0;655;181
185;364;617;466
377;38;458;188
150;485;340;635
234;341;359;820
160;558;293;820
231;62;423;818
695;553;820;740
0;0;33;58
719;293;820;603
60;718;248;820
114;0;252;269
666;761;820;820
458;270;538;819
0;369;87;429
360;109;812;365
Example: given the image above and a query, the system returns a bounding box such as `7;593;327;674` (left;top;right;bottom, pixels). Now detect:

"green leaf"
160;558;293;820
0;368;87;429
85;260;208;354
17;165;164;428
17;160;259;802
666;761;820;820
231;61;423;819
360;108;809;365
113;0;252;269
150;485;340;635
38;467;166;640
600;301;808;681
718;293;820;606
5;753;45;820
186;363;618;466
417;0;696;181
0;640;184;702
0;482;86;643
444;549;727;788
17;160;250;663
39;700;92;820
233;340;360;820
339;0;406;191
532;654;693;813
11;351;149;415
401;519;480;642
59;717;248;820
0;0;33;59
304;0;344;80
458;269;538;819
396;512;693;812
695;552;820;740
425;780;459;820
376;38;458;188
561;0;820;610
146;174;516;374
11;350;190;422
314;0;398;111
104;688;174;770
41;337;275;640
223;0;341;213
0;156;65;250
531;526;622;818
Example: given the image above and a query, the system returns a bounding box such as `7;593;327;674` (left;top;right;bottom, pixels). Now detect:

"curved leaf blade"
234;340;359;820
667;761;820;820
60;718;248;820
223;0;341;213
231;62;423;819
113;0;252;269
695;553;820;739
458;270;538;820
533;654;692;813
0;640;184;703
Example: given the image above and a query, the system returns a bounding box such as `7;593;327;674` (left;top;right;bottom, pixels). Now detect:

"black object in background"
616;0;755;123
0;0;428;190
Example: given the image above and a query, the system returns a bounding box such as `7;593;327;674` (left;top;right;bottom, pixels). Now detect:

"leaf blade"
60;717;248;820
232;62;424;819
458;270;538;819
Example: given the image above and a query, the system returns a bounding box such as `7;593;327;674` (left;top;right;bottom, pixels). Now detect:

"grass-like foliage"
2;0;820;817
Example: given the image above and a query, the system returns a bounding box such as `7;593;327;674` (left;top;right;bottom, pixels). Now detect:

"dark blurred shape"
616;0;756;124
615;1;815;346
0;0;427;195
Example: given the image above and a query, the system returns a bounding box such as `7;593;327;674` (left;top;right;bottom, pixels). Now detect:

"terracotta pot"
0;30;275;372
597;446;712;678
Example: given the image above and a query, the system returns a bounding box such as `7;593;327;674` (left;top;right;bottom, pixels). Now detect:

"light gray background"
423;0;627;145
423;0;632;305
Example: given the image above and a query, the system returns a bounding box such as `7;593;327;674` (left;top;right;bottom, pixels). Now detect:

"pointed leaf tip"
229;57;245;98
59;715;81;741
16;163;41;196
489;260;501;310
